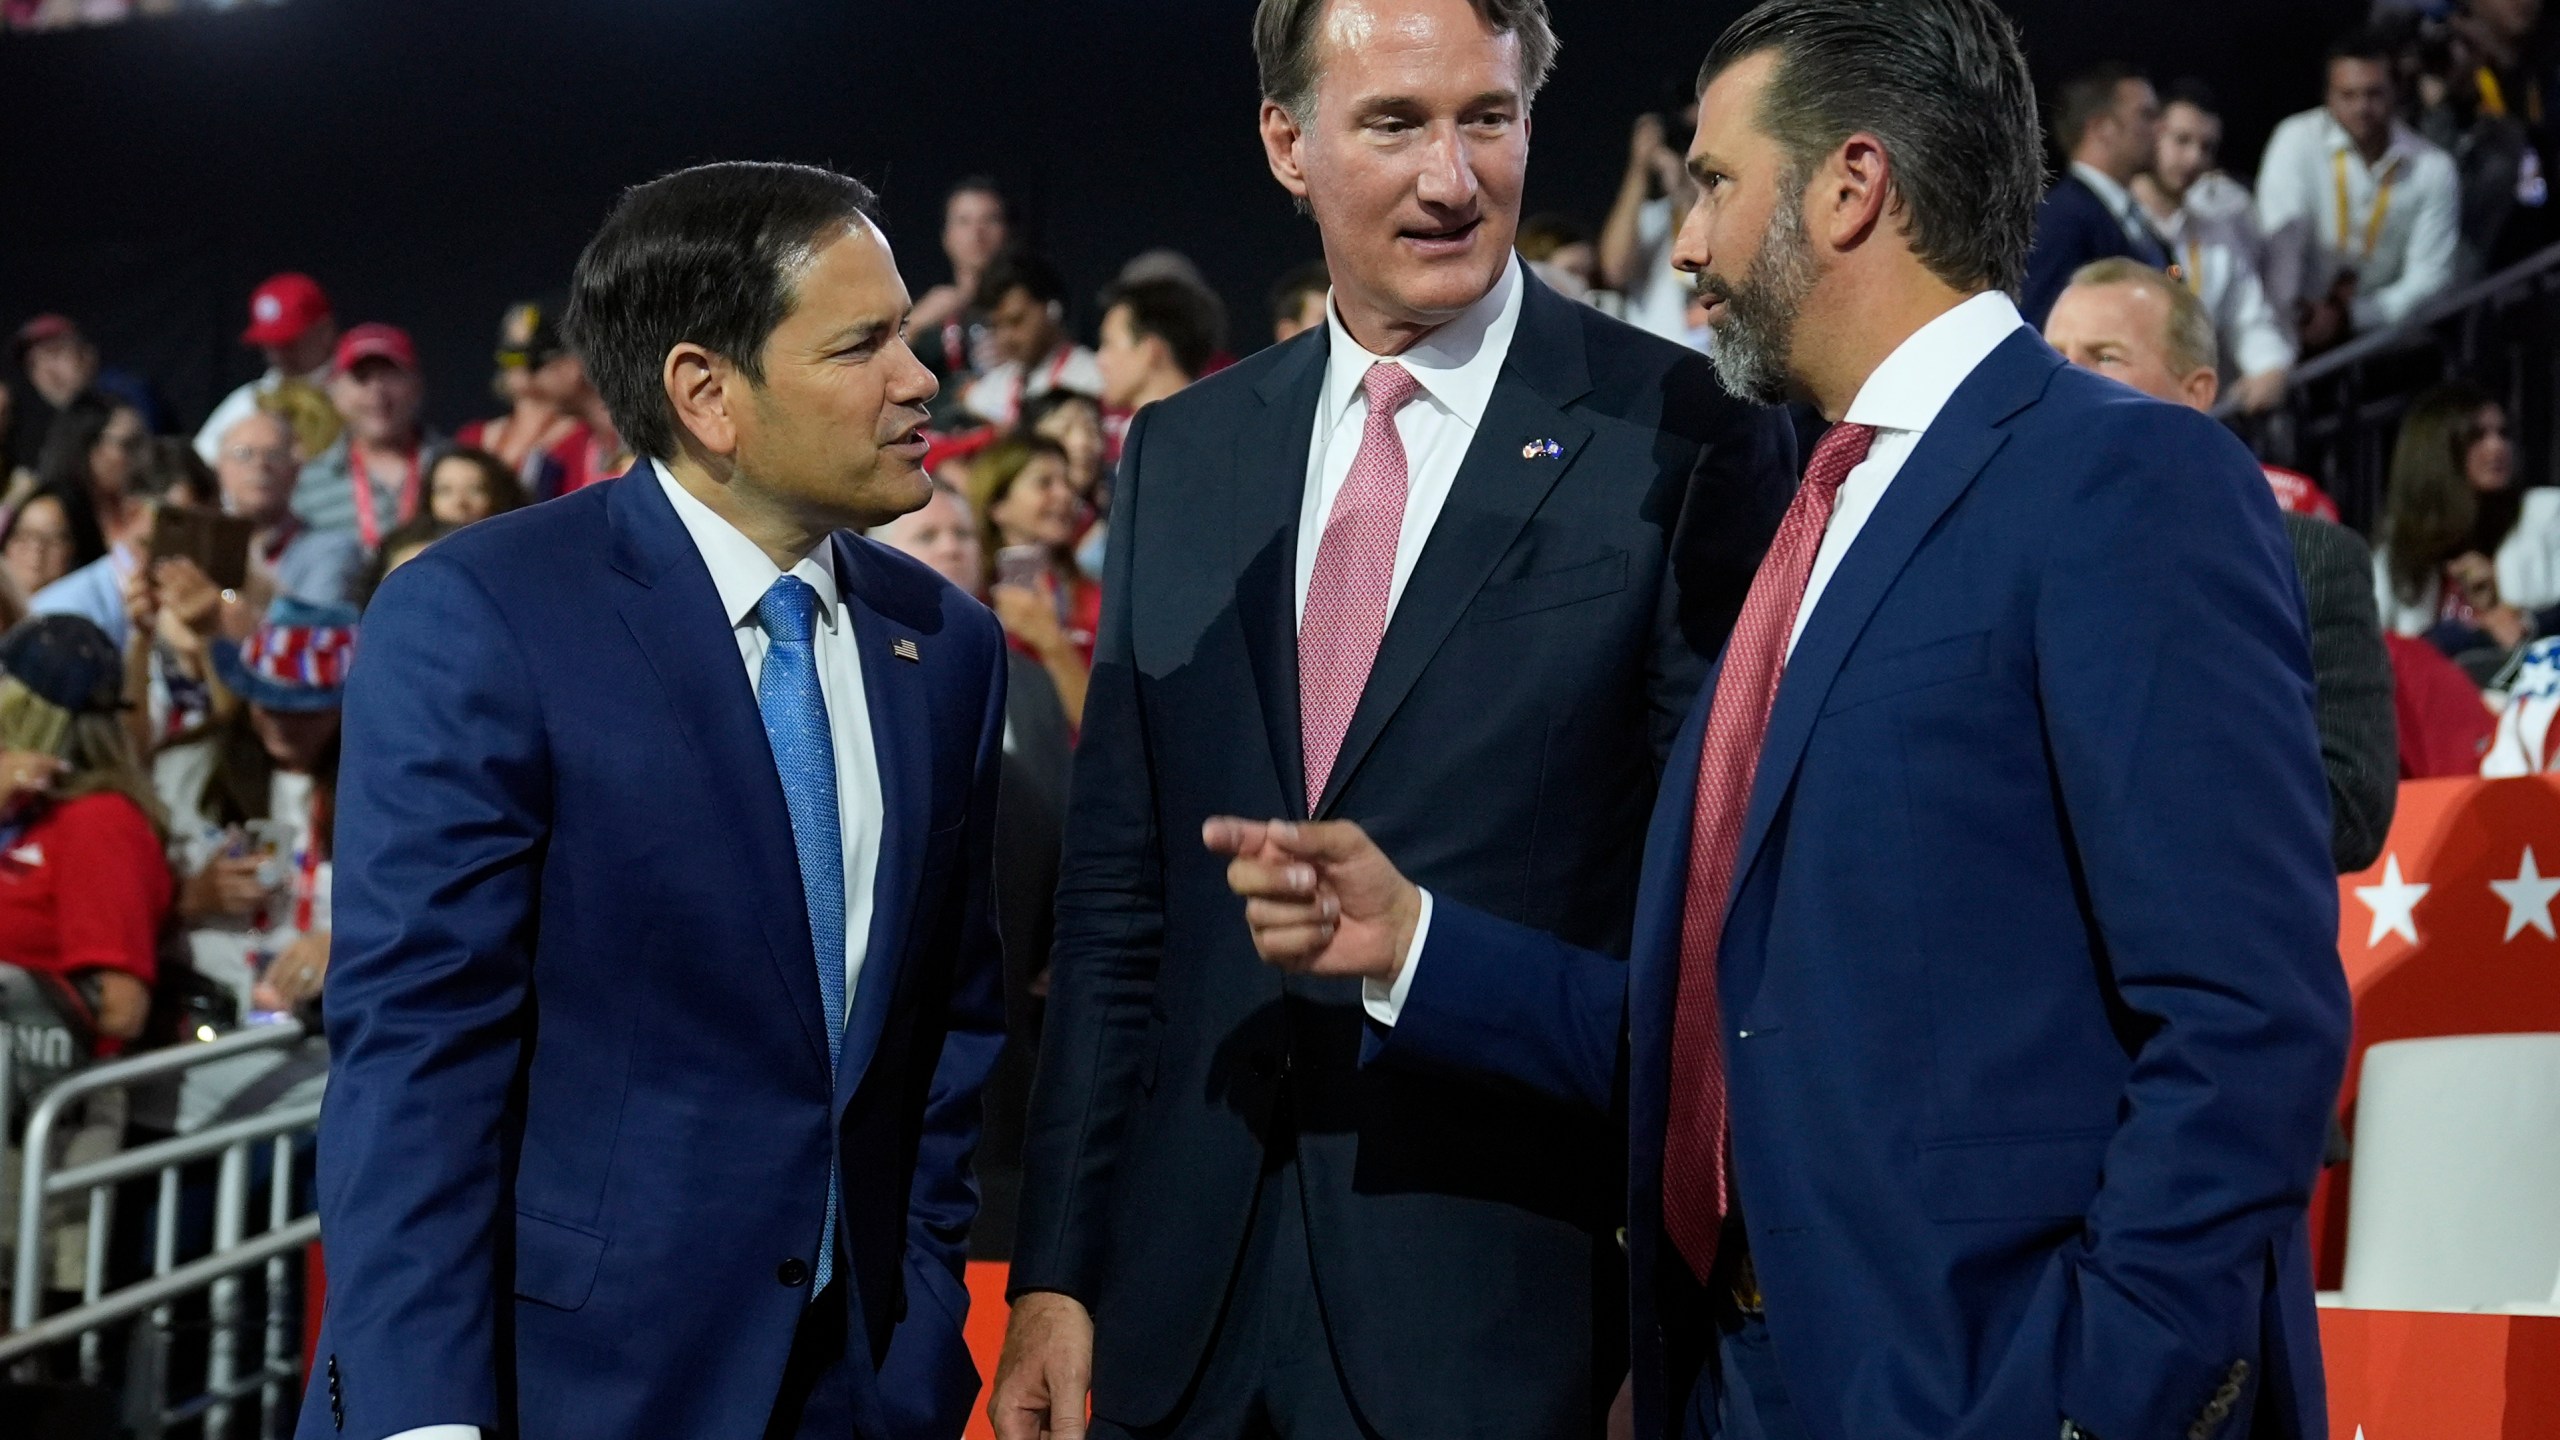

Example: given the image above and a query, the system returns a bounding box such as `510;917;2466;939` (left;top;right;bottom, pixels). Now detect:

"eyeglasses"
222;446;298;466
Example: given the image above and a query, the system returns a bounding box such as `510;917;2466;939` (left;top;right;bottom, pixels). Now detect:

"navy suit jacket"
1380;332;2351;1440
302;469;1007;1439
1013;272;1797;1439
2020;172;2171;327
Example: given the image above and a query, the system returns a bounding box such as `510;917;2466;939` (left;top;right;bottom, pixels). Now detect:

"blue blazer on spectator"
302;468;1006;1439
1377;332;2351;1440
2020;171;2171;327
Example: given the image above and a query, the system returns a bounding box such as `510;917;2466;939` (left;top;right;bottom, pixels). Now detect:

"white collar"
2318;110;2420;176
1841;291;2029;436
2069;162;2141;222
651;459;844;632
1319;254;1525;433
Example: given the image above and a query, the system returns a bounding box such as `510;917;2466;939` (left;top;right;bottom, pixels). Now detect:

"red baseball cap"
333;322;418;377
11;313;78;361
243;273;333;348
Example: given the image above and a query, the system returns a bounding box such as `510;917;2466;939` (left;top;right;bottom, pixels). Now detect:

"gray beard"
1702;197;1820;408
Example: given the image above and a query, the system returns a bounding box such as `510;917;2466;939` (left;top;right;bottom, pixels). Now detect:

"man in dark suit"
989;1;1794;1437
2044;258;2397;872
1221;4;2352;1439
2020;63;2171;327
306;163;1005;1440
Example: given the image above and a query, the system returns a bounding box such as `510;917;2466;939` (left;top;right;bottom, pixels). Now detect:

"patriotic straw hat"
214;598;359;713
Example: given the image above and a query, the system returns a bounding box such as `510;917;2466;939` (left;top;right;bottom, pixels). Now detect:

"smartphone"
994;545;1049;592
149;505;255;592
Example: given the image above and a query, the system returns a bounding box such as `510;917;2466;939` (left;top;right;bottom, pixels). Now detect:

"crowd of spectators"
4;0;2560;1302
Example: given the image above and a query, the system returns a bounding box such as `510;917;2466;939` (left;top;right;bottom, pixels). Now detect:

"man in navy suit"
990;1;1795;1437
303;163;1005;1440
2020;63;2171;327
1219;3;2350;1439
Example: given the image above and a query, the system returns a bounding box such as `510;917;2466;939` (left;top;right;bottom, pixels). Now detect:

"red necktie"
1300;362;1424;813
1662;421;1878;1284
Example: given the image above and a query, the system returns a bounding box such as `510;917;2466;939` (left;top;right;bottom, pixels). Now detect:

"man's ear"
1820;133;1894;254
1262;100;1313;208
2182;365;2222;412
664;342;741;459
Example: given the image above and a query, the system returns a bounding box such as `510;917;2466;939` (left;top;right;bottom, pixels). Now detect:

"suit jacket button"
1615;1227;1629;1253
778;1257;810;1287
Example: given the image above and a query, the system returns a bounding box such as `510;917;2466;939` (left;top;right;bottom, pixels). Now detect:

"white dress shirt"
959;344;1107;428
1296;256;1525;1025
382;464;887;1440
1371;291;2027;1028
2147;200;2298;382
2256;107;2461;333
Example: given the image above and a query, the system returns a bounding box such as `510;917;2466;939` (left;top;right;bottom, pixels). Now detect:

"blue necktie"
757;574;846;1298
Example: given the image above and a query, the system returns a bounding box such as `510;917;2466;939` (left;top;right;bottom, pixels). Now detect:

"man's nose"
1414;128;1480;209
1670;203;1712;276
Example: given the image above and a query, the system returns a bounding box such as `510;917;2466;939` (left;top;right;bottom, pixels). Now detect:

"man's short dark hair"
1255;0;1557;121
2329;26;2397;71
565;161;880;461
2161;77;2221;121
1699;0;2043;297
2055;62;2145;156
973;250;1069;314
1268;259;1331;327
1101;278;1225;381
947;175;1006;215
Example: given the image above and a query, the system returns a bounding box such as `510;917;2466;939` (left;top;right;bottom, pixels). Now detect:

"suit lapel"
1723;333;2061;910
1315;276;1594;816
832;535;929;1110
607;471;831;1077
1234;334;1329;820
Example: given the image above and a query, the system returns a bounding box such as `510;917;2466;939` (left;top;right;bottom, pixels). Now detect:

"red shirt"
0;793;172;990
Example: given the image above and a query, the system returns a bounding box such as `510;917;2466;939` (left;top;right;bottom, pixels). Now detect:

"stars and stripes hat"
214;598;358;713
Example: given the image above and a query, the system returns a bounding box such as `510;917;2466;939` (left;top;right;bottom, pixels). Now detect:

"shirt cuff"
382;1428;482;1440
1360;889;1432;1027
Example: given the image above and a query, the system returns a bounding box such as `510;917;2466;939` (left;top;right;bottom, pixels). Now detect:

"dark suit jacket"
2021;172;2170;326
2285;513;2397;872
305;470;1007;1440
1381;334;2351;1440
1012;273;1796;1439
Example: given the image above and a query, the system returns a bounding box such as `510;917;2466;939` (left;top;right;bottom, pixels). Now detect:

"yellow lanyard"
2181;236;2205;295
2480;66;2511;119
2333;148;2398;263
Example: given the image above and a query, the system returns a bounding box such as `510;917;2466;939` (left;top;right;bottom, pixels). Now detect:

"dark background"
0;0;2358;434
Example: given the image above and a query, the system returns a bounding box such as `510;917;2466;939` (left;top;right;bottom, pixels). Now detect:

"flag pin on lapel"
892;637;921;663
1522;438;1565;461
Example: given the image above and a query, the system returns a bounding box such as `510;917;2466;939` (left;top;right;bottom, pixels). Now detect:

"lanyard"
1008;347;1075;422
258;516;302;568
346;442;421;551
291;792;323;935
2333;148;2399;264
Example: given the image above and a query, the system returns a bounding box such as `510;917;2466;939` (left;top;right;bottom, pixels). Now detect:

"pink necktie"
1661;421;1878;1285
1300;362;1424;813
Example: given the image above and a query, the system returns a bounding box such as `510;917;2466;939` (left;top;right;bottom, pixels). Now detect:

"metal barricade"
2;1022;324;1439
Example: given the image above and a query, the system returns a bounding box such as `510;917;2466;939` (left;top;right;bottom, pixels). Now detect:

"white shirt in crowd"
382;464;890;1440
1619;196;1710;351
2257;107;2461;334
1294;254;1526;1023
2371;487;2560;637
1372;289;2030;1026
960;344;1106;428
193;362;331;465
2145;199;2299;383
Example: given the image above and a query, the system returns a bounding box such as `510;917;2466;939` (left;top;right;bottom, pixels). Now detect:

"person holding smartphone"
970;434;1093;727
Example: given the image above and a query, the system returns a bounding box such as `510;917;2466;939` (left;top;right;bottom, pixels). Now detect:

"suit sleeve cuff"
1360;888;1432;1027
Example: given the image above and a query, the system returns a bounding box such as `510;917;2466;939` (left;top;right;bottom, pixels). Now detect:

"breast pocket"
1821;631;1991;715
1467;550;1628;624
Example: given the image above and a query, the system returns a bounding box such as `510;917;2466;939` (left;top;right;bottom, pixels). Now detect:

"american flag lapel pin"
892;637;922;663
1522;438;1564;461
